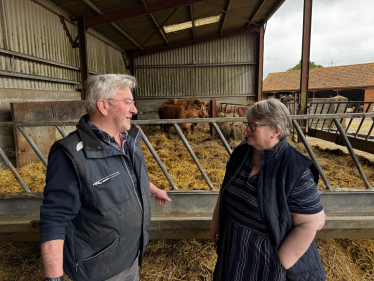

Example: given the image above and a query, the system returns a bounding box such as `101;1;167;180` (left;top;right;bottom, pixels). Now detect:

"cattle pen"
1;110;374;240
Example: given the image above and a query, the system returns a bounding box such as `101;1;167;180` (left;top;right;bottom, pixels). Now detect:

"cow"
164;98;209;108
158;104;209;135
215;106;246;117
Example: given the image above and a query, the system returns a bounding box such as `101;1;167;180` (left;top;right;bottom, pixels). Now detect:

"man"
39;74;171;281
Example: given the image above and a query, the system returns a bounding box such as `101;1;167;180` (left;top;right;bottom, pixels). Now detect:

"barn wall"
134;33;258;113
364;87;374;112
0;0;126;168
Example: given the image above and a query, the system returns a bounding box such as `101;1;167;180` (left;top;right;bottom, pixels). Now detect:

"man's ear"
97;99;109;116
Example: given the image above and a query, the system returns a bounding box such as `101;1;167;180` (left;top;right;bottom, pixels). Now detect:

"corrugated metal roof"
44;0;284;53
263;63;374;92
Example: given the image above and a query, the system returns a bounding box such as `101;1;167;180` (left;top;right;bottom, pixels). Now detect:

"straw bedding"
0;122;374;280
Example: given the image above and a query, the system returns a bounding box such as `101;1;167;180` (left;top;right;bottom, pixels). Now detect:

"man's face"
109;87;137;132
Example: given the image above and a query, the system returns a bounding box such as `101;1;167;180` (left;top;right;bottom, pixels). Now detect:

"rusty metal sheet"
11;101;86;167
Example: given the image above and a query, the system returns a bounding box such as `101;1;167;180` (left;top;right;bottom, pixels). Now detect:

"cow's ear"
206;104;210;108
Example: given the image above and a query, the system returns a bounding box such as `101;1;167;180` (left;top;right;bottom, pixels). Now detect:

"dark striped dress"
213;155;323;281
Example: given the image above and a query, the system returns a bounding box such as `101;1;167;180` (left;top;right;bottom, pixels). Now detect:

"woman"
210;99;326;281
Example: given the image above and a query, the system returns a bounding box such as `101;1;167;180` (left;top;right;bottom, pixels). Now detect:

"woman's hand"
278;210;325;269
210;217;219;245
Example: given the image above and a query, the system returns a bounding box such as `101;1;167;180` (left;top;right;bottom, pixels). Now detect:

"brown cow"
158;104;208;135
164;98;210;110
215;104;254;117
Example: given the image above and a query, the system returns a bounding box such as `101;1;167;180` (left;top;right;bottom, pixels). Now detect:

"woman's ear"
97;99;109;116
272;127;281;138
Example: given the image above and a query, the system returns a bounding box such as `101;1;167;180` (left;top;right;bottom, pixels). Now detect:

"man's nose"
130;104;137;114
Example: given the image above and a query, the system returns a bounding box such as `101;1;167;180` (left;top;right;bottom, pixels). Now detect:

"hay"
288;137;374;189
1;239;374;280
139;240;217;281
217;113;246;148
0;161;46;193
317;239;374;281
139;124;229;190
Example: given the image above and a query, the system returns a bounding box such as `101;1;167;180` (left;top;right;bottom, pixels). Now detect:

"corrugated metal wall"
135;33;257;98
0;0;125;91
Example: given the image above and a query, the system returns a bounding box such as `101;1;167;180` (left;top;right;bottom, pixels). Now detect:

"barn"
263;62;374;112
0;0;286;169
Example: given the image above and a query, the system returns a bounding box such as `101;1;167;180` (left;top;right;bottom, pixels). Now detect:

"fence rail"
1;113;373;193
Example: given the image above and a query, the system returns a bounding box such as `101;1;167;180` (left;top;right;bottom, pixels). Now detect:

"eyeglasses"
243;122;270;131
106;99;135;107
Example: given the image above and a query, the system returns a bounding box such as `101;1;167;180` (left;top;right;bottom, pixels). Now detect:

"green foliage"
287;60;323;71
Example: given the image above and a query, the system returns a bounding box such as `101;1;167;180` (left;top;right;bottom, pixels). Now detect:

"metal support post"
320;103;332;130
328;103;340;132
292;120;332;190
299;0;312;133
257;23;265;101
56;126;67;138
78;17;89;100
135;125;178;190
210;99;216;140
0;148;31;192
333;119;372;190
355;103;372;137
365;118;374;141
211;122;232;155
173;124;216;191
17;127;48;167
129;52;137;120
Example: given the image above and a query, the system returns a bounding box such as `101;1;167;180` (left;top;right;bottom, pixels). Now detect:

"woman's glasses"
243;122;270;131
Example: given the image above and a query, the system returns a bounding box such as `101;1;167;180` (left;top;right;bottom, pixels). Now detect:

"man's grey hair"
85;74;137;116
246;99;292;139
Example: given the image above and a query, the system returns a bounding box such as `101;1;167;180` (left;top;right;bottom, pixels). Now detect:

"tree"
287;60;323;71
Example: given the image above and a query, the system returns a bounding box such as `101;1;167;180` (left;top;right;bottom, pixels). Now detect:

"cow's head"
196;102;209;118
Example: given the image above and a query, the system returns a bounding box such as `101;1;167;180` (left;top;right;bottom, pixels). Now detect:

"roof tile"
263;62;374;92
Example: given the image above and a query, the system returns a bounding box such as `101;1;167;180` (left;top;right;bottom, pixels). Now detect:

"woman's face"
245;118;280;151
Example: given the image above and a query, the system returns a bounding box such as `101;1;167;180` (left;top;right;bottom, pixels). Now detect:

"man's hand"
150;182;171;206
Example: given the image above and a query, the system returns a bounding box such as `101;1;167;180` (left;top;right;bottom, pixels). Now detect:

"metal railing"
218;103;251;117
1;113;373;193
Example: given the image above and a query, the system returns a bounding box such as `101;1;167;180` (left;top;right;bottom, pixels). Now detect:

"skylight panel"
164;14;222;33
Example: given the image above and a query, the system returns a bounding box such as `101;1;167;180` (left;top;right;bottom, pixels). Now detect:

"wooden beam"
82;0;143;50
78;17;89;100
190;5;195;39
246;0;266;28
220;0;232;33
85;0;208;29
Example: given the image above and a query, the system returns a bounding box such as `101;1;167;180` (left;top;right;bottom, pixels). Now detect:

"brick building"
263;62;374;112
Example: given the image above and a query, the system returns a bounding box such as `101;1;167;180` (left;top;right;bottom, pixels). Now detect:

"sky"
263;0;374;78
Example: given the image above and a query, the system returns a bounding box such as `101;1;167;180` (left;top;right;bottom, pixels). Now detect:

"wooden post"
78;17;89;100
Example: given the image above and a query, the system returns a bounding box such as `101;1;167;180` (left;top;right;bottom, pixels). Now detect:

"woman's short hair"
85;74;137;116
246;99;292;139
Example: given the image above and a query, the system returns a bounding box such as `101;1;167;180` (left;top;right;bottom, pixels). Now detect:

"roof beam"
32;0;125;52
246;0;266;28
190;5;195;39
85;0;208;29
142;0;169;45
133;25;260;58
82;0;143;50
264;0;286;23
220;0;232;33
